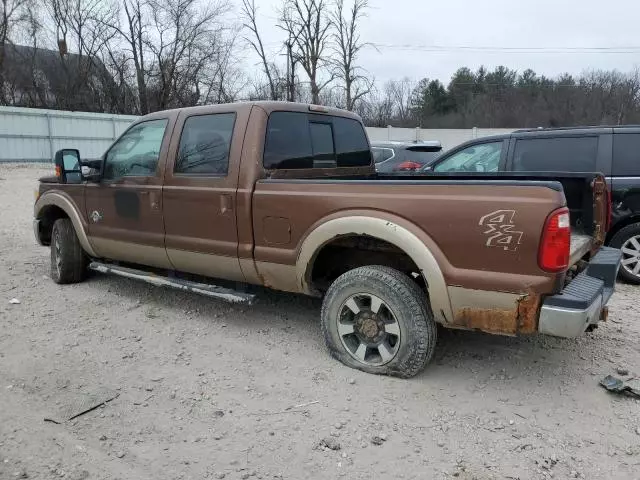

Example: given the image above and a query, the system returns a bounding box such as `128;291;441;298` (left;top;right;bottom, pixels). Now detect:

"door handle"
220;194;233;215
147;191;160;210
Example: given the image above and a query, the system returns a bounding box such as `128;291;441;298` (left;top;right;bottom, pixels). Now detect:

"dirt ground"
1;164;639;480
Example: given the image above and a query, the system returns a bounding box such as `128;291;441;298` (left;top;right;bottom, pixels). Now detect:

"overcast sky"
238;0;640;85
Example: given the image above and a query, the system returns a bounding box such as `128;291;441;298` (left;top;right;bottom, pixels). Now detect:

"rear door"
85;117;174;268
507;134;602;173
161;106;250;282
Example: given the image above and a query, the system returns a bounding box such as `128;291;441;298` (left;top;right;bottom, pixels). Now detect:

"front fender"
296;213;453;324
34;190;98;257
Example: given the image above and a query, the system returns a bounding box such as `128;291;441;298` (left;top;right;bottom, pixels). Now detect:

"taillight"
539;207;571;273
395;161;422;171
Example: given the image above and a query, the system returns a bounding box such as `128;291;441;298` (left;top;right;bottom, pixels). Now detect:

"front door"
162;108;247;282
85;117;174;269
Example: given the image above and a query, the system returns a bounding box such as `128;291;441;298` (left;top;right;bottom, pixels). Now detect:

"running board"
89;262;255;305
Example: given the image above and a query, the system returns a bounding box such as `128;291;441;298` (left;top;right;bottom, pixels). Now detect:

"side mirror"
80;159;103;182
53;149;82;183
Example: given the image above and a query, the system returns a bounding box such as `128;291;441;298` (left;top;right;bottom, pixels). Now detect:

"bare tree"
0;0;32;103
145;0;233;110
330;0;371;111
45;0;118;110
103;0;151;114
279;0;332;105
240;0;281;101
388;77;413;125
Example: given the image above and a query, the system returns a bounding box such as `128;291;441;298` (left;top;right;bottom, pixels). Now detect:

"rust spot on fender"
453;308;519;335
516;290;541;334
452;290;541;336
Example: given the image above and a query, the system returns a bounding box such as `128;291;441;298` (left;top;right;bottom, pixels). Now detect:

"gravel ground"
1;164;639;480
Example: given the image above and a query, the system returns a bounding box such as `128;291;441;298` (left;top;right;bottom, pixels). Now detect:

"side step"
89;262;255;305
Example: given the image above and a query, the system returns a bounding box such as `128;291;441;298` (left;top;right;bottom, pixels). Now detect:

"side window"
613;133;640;176
372;147;395;164
264;112;313;169
433;142;503;172
176;113;235;175
103;119;168;180
263;112;371;169
333;116;371;167
513;136;598;172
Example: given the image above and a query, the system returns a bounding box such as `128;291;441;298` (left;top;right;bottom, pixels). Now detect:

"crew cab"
34;102;621;378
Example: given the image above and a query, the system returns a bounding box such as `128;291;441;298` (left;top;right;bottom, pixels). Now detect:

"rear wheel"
610;223;640;284
320;265;437;378
50;218;88;284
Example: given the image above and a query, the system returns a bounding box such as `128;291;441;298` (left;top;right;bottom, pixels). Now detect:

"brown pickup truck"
34;101;621;377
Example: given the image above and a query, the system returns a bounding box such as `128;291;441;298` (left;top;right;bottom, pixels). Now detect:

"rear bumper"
538;247;621;338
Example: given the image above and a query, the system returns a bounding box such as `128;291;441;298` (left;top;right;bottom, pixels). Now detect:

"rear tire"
50;218;88;284
320;265;437;378
610;223;640;284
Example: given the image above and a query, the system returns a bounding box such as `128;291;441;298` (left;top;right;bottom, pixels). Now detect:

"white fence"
0;105;516;163
367;127;515;150
0;106;137;163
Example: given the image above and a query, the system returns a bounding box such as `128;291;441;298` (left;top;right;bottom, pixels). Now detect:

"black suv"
423;126;640;283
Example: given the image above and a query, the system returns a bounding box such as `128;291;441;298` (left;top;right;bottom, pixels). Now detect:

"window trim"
101;118;170;182
173;112;237;177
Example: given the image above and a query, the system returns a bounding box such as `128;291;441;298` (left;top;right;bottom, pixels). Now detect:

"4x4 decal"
479;210;523;251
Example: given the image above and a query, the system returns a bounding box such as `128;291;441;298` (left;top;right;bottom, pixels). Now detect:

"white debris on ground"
1;164;639;480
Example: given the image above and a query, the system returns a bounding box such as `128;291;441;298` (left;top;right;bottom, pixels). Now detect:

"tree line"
1;0;639;128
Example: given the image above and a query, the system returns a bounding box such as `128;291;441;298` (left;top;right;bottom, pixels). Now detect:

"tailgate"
566;174;609;267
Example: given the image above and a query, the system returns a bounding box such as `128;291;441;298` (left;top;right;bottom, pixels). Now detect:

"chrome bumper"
538;247;622;338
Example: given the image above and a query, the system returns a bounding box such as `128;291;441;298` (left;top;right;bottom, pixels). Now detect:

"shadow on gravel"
84;271;592;381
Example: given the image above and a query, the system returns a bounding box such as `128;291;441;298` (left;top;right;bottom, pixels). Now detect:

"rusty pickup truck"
33;101;621;377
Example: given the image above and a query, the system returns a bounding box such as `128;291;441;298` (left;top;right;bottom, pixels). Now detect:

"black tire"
610;222;640;284
50;218;88;284
320;265;437;378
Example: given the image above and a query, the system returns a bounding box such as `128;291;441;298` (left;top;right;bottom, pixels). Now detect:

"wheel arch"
606;215;640;244
35;191;97;257
296;212;453;324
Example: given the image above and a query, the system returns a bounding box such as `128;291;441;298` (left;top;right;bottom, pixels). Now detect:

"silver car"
372;141;443;173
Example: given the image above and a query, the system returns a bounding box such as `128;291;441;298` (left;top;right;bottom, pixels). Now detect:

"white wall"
0;105;516;162
367;126;515;150
0;106;137;162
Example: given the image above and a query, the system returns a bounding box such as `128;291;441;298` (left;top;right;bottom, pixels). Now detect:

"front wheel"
320;265;437;378
50;218;88;284
610;222;640;284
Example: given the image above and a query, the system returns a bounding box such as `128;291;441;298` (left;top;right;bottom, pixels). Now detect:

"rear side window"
613;133;640;176
333;116;371;167
513;136;598;172
372;147;395;164
309;122;335;168
176;113;236;175
263;111;371;169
